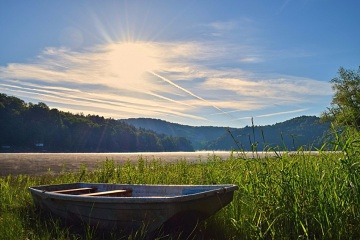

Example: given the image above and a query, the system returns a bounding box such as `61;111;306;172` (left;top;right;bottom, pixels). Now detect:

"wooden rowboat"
28;182;238;233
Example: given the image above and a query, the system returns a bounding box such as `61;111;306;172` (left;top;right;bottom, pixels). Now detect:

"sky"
1;0;359;128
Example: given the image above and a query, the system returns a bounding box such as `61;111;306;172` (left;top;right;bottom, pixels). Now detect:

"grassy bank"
1;144;360;239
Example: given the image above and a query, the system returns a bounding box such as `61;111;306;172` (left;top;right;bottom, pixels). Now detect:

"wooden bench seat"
81;189;132;197
52;187;95;195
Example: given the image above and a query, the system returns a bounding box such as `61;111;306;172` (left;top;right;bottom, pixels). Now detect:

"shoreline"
0;151;232;176
0;151;323;176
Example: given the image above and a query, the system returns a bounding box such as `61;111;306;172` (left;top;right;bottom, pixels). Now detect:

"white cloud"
207;21;238;31
239;56;263;63
202;75;332;101
255;108;308;118
202;19;257;39
0;38;332;126
0;79;206;121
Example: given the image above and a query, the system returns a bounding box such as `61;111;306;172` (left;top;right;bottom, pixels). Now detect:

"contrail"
146;90;193;107
148;70;228;115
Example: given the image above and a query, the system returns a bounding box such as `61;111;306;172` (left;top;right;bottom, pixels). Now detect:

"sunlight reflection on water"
0;151;234;176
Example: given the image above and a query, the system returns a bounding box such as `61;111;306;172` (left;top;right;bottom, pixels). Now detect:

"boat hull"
29;183;238;232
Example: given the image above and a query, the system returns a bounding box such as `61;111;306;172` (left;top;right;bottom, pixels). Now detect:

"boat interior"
31;183;237;198
51;187;133;197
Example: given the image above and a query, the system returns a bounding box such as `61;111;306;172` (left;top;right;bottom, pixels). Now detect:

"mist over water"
0;151;232;176
0;151;322;176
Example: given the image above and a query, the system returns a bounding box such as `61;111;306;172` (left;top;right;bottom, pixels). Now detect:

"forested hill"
122;116;331;151
0;94;193;152
206;116;331;151
1;93;331;152
121;118;230;149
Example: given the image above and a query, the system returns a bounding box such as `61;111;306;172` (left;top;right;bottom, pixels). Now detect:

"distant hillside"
1;93;331;152
121;116;331;151
121;118;231;149
207;116;331;151
0;93;193;152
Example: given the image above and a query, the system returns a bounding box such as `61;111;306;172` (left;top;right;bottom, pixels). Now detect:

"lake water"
0;151;285;176
0;151;232;176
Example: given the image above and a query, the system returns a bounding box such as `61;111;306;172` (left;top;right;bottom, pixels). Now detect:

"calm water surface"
0;151;244;176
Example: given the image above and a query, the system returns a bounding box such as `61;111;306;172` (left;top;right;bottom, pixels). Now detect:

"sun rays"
105;42;161;82
0;38;333;127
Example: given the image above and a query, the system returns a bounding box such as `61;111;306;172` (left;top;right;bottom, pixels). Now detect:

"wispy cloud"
202;19;257;38
202;75;331;100
0;38;332;126
206;21;238;37
0;79;206;120
255;108;308;118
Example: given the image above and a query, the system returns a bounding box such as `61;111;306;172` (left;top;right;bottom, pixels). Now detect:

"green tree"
321;66;360;132
0;94;27;147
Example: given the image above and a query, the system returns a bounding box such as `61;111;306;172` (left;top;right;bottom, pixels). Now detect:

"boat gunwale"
28;182;238;203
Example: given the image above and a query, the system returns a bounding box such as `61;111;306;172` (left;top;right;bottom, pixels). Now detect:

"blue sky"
1;0;359;127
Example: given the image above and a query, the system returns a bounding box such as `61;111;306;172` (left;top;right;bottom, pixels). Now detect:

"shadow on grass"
23;206;228;240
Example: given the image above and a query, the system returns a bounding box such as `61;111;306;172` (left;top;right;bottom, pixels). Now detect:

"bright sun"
106;42;160;80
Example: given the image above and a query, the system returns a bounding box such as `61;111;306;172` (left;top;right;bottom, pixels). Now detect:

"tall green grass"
1;132;359;239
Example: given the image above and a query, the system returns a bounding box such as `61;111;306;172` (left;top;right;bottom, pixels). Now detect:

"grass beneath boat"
1;146;360;239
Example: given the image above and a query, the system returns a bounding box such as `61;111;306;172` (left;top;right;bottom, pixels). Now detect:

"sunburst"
105;42;161;81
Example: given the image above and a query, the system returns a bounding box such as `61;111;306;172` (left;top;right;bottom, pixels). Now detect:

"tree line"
1;66;358;153
0;94;193;152
321;66;360;134
205;116;330;151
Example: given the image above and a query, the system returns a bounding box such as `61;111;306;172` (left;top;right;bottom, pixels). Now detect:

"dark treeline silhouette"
0;94;193;152
206;116;331;151
123;116;331;151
